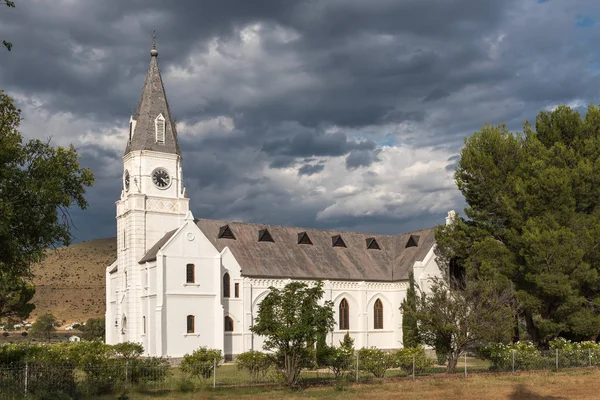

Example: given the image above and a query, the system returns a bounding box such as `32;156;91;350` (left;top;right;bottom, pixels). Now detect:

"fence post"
412;354;415;380
464;353;467;378
590;349;592;368
213;358;216;389
24;361;28;397
355;352;359;383
555;349;559;370
512;349;515;373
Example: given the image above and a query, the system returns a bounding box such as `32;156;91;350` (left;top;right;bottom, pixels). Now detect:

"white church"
105;45;446;358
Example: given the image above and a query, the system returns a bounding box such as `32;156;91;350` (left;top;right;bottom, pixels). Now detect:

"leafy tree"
30;313;57;342
0;91;94;321
1;1;15;51
82;317;105;341
400;271;420;347
416;272;515;373
442;105;600;345
250;281;334;387
180;347;222;381
325;332;356;379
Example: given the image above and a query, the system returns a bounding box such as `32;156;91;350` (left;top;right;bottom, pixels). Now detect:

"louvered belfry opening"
332;234;347;248
366;237;381;250
218;225;236;240
405;234;420;248
297;231;313;245
258;228;274;242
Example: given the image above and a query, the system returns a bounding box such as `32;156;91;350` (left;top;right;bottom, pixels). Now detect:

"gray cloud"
2;0;600;242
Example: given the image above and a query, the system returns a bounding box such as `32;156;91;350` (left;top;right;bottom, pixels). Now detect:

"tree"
416;271;514;373
30;313;57;342
0;91;94;321
400;271;420;348
250;281;334;387
82;318;105;341
443;105;600;345
1;1;15;51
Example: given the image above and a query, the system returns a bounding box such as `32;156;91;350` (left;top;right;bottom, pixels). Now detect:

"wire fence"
1;349;599;399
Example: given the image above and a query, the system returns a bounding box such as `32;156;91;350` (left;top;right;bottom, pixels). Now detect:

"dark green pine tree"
401;271;420;348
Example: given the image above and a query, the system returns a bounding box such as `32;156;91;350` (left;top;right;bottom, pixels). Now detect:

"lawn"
94;368;600;399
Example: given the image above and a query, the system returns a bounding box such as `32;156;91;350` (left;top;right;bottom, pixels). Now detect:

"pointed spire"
125;35;181;157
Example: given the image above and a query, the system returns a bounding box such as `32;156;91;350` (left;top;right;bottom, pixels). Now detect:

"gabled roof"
195;218;436;282
139;229;177;263
125;48;181;156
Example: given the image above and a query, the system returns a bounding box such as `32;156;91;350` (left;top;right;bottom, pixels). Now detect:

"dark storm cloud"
2;0;600;241
298;164;325;176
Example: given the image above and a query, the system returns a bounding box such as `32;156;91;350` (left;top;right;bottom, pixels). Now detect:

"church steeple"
125;42;181;156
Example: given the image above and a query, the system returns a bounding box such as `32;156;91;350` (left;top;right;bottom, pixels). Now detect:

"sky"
1;0;599;243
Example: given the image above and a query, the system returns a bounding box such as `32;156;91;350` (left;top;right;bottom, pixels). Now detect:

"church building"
105;45;446;358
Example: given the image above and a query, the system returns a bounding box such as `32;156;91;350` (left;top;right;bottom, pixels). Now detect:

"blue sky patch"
576;15;595;28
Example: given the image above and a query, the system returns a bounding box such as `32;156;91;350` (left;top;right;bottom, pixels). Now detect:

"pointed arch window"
374;299;383;329
155;114;165;144
225;316;234;332
187;315;195;333
143;316;146;334
223;272;230;298
339;298;349;330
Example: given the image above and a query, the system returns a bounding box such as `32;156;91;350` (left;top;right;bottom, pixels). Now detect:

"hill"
29;238;117;323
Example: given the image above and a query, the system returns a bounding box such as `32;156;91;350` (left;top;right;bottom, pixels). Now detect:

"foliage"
1;1;15;51
400;271;420;348
479;342;546;371
441;106;600;345
0;91;94;320
321;332;356;379
30;313;57;342
180;347;222;381
235;350;273;383
250;281;334;387
394;345;434;374
357;348;394;378
415;273;514;373
81;317;105;341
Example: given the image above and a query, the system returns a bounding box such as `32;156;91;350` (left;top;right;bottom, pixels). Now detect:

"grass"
92;369;600;399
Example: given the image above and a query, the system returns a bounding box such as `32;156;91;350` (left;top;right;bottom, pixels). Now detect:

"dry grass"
29;237;116;324
116;369;600;400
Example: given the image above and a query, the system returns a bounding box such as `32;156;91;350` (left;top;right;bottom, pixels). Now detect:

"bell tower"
113;41;189;344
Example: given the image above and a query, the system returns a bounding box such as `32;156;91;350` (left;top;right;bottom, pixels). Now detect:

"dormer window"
155;114;165;144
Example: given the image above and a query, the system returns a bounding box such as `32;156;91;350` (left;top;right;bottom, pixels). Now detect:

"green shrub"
175;377;195;392
479;342;545;371
180;347;222;380
394;345;434;374
357;348;394;378
236;350;273;383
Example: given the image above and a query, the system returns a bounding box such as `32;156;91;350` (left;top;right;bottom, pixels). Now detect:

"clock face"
152;168;171;189
124;170;130;191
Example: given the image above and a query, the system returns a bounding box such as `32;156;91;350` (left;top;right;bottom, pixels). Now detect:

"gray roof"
125;50;181;156
194;219;435;282
139;229;177;263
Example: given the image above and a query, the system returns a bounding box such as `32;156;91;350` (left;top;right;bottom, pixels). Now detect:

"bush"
357;348;394;378
175;377;195;393
236;350;273;383
180;347;222;380
479;342;545;371
394;345;434;374
321;333;356;379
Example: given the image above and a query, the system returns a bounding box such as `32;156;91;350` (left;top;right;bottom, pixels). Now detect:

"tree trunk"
524;311;538;345
446;351;459;373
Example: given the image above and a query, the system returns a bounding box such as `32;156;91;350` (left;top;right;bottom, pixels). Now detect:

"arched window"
155;114;165;143
186;264;195;284
187;315;195;333
339;298;349;330
224;316;234;332
143;316;146;334
223;273;230;298
374;299;383;329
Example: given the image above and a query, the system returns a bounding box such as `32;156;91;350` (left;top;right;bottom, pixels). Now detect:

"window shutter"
155;115;165;143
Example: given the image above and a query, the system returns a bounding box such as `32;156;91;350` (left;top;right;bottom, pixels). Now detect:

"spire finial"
150;30;158;57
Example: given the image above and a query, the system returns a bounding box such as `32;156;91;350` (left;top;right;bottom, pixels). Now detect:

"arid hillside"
30;238;117;323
